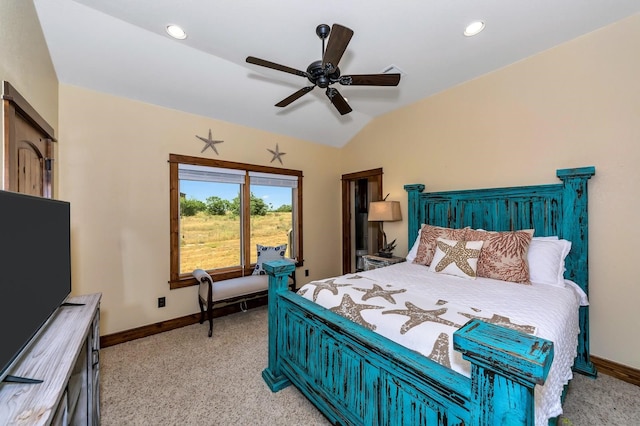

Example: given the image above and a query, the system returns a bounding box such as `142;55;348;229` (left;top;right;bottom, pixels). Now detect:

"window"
169;154;303;289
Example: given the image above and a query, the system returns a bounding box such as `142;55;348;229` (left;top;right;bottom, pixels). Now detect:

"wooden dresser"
0;293;101;425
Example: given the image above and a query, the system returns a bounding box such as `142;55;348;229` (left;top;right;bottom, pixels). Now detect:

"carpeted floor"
100;306;639;425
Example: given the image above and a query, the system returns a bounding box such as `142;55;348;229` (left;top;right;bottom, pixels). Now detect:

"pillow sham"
464;228;534;284
412;225;467;266
252;244;288;275
429;238;483;279
528;238;571;286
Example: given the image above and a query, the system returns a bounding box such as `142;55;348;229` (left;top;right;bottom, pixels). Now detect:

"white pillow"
405;226;423;263
429;238;483;280
527;238;571;286
252;244;287;275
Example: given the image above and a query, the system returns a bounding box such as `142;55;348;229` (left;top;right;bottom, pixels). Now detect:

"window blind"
178;164;245;184
249;171;298;188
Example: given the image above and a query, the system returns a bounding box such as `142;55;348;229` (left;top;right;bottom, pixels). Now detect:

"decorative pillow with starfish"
428;238;483;279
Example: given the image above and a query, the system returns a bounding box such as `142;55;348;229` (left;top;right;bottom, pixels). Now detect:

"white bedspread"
297;262;582;426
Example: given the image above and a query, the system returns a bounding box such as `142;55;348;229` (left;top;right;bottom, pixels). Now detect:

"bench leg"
198;294;213;337
198;296;205;324
207;299;213;337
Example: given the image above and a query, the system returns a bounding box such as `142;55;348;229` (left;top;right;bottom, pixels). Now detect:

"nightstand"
362;255;406;271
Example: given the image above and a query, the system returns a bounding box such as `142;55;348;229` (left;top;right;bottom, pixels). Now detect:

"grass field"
180;211;292;273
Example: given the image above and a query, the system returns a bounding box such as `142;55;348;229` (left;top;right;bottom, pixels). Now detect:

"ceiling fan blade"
326;87;352;115
340;73;401;86
246;56;307;78
322;24;354;71
275;86;315;107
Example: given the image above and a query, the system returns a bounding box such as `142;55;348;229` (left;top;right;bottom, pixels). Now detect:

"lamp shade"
368;201;402;222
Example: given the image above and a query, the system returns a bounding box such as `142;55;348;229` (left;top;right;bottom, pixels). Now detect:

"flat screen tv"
0;190;71;384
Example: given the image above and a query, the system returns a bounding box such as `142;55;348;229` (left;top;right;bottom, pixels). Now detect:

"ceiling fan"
246;24;401;116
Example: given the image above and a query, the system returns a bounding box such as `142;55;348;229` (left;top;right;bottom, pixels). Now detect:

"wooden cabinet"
0;293;101;425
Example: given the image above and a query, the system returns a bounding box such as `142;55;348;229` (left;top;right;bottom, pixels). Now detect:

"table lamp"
368;200;402;257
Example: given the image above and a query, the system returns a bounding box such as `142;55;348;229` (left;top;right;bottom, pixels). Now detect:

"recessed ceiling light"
464;21;485;37
166;24;187;40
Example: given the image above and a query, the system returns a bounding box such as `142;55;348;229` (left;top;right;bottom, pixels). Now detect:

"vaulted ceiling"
34;0;640;147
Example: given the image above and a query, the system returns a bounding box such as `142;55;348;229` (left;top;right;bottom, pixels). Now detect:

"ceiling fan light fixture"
166;24;187;40
464;21;485;37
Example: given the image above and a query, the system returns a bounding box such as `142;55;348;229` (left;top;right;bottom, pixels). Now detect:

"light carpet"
100;306;640;425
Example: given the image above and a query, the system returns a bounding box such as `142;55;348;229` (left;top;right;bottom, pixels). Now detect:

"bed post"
556;166;596;378
454;319;554;426
262;260;296;392
404;184;425;250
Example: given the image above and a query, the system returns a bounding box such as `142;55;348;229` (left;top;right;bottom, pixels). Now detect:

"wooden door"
2;81;55;197
13;113;50;196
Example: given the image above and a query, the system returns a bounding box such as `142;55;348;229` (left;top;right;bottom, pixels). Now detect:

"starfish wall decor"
267;144;286;164
196;129;224;154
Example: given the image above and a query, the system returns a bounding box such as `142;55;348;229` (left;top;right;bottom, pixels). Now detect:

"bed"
262;167;596;426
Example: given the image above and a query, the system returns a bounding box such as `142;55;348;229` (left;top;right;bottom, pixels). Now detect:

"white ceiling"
34;0;640;147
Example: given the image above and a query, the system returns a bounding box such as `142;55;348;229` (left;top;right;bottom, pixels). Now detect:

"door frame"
341;168;383;274
2;81;56;196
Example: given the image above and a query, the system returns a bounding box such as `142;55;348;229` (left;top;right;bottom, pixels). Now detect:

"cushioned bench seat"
210;274;271;301
193;269;295;337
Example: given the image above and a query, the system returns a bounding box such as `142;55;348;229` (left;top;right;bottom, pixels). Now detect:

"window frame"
168;154;303;289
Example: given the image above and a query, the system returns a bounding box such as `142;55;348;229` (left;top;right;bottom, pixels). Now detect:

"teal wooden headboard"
404;166;596;377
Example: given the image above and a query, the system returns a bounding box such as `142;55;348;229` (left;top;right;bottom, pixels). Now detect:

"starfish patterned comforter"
297;262;584;425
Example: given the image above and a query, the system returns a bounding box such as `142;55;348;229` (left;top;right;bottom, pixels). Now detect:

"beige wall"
57;84;342;335
0;0;59;187
341;14;640;369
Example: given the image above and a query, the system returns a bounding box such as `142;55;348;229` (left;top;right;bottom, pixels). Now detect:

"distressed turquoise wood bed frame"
263;167;595;425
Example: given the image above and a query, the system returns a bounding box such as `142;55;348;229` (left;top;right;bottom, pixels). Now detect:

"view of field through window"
179;180;293;274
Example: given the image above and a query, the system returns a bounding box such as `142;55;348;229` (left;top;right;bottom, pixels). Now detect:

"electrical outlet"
158;297;166;308
305;269;309;277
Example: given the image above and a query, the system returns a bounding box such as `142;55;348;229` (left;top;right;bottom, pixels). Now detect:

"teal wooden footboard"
264;260;553;425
